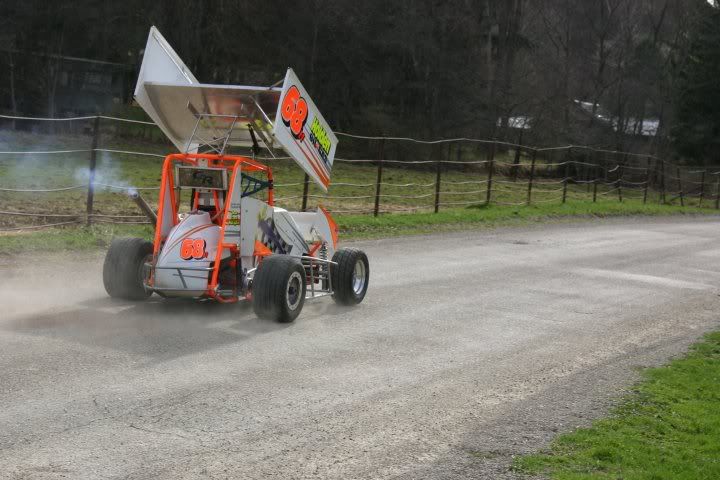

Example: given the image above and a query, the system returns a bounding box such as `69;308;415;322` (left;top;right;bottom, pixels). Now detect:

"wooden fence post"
603;152;609;183
592;151;600;202
593;175;598;203
715;174;720;210
485;141;496;205
85;116;100;226
527;149;537;205
619;153;629;203
676;167;684;207
660;161;666;204
699;170;706;208
643;166;650;204
562;148;571;204
373;137;386;217
434;143;448;213
512;135;523;182
301;173;310;212
585;150;592;193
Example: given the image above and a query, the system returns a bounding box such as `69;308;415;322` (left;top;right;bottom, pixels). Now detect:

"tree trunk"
8;51;18;130
308;0;321;93
486;21;494;98
562;0;572;132
492;0;523;140
589;1;611;128
46;29;65;133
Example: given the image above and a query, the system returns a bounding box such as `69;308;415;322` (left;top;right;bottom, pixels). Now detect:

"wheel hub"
352;259;366;295
286;271;303;310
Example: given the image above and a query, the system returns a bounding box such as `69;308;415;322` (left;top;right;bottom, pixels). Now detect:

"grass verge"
513;332;720;480
0;199;715;255
338;199;714;239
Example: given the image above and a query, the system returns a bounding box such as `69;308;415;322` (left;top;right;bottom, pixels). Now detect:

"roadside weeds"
512;332;720;480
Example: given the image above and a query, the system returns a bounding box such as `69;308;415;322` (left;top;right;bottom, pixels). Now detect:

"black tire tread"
103;237;153;300
331;248;369;306
252;255;306;322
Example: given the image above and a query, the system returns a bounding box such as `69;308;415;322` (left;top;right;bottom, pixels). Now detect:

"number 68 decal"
281;85;308;140
180;238;208;260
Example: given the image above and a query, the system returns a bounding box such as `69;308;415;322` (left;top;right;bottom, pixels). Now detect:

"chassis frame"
143;152;337;304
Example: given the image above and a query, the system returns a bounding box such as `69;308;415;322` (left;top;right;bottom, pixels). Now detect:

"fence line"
1;113;719;231
2;112;698;162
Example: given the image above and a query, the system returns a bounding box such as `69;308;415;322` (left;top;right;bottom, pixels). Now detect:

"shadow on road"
4;295;292;362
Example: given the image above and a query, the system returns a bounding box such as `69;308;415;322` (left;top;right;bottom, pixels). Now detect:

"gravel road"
1;217;719;479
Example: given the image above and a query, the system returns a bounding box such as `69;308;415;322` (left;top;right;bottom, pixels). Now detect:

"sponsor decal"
308;117;331;167
226;210;241;226
257;218;291;255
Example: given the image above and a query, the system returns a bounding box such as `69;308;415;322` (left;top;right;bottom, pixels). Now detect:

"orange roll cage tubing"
308;241;323;257
208;161;242;297
151;153;275;302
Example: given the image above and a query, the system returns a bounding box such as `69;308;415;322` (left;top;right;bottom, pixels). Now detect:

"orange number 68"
180;238;207;260
281;85;308;139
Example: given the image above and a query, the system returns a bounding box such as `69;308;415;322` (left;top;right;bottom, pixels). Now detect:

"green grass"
513;332;720;480
2;129;717;254
0;199;714;255
337;199;712;239
0;224;154;254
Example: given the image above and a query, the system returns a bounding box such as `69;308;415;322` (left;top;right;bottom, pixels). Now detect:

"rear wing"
133;27;337;191
272;69;338;191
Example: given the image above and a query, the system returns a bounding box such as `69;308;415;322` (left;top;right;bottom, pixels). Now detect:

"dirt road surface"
2;217;719;479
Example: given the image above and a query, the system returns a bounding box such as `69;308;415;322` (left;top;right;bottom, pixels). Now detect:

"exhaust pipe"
127;189;157;226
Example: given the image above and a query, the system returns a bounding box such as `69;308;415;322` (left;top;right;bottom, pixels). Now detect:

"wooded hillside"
0;0;718;163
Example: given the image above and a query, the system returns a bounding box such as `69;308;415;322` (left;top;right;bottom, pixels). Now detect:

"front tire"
331;248;369;305
103;237;153;300
252;255;306;322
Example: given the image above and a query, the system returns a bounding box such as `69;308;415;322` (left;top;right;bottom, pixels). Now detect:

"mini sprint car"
102;27;369;322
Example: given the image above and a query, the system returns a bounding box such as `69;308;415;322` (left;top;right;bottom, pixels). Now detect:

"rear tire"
331;248;369;305
103;237;153;300
252;255;306;322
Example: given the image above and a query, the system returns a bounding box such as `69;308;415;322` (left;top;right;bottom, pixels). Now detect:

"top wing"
272;69;338;192
134;27;198;152
134;28;338;191
141;82;280;152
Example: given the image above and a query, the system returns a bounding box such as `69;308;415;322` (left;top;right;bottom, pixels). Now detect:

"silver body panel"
143;82;280;152
153;211;221;297
134;27;198;152
151;201;337;299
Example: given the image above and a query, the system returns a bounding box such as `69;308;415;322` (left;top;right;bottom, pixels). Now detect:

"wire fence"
1;113;719;232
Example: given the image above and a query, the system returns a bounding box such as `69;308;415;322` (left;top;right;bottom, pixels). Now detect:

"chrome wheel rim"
286;271;303;310
352;259;366;295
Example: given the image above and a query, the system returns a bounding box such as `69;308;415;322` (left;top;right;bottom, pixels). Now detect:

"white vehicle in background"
103;27;369;322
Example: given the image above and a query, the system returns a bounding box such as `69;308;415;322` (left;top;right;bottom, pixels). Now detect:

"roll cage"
150;152;274;303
